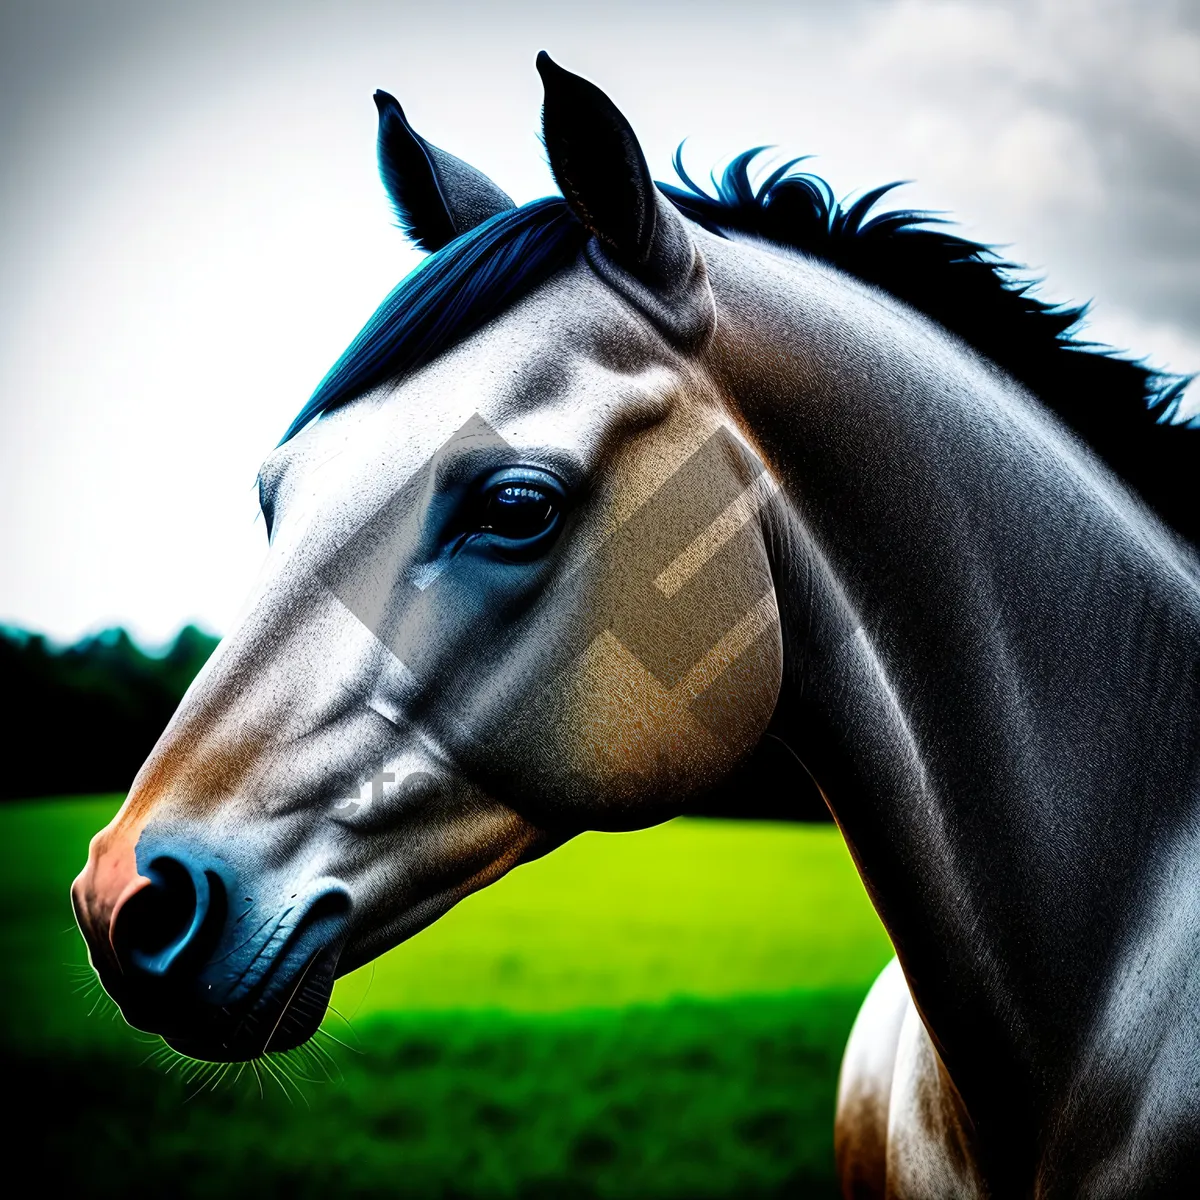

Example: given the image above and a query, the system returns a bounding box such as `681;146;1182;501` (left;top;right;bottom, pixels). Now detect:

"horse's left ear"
374;90;515;252
536;52;715;350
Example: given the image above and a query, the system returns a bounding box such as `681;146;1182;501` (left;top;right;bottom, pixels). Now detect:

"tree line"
0;625;218;801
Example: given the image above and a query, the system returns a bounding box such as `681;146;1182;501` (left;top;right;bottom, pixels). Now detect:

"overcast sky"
2;0;1198;645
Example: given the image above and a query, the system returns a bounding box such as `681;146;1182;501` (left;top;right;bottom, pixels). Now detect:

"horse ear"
373;90;515;253
536;52;715;349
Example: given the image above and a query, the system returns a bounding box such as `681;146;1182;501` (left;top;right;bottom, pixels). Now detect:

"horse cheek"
533;592;782;815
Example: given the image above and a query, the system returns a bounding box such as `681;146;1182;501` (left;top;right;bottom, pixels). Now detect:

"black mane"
659;150;1198;549
285;145;1196;549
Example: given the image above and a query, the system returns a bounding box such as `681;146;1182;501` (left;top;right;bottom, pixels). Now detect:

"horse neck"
700;231;1200;1147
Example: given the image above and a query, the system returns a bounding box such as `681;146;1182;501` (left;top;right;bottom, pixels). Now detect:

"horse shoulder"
835;957;986;1199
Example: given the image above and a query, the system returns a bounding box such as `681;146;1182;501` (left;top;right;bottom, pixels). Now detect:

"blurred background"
2;1;1196;1196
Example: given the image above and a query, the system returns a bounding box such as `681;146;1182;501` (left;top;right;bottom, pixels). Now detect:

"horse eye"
478;483;560;542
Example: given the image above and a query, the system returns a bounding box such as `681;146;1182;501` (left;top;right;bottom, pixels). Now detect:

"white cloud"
1;0;1196;642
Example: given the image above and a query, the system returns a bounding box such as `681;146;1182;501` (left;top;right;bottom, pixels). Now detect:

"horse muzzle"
73;834;351;1062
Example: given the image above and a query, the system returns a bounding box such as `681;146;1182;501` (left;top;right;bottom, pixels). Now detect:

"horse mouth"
86;868;354;1064
162;945;341;1063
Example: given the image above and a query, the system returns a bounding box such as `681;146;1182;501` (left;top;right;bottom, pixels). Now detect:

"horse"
71;53;1200;1197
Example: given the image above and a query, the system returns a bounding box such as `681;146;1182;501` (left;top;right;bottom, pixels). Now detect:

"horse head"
72;55;784;1062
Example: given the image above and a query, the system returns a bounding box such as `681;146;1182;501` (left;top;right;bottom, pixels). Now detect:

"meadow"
1;796;894;1198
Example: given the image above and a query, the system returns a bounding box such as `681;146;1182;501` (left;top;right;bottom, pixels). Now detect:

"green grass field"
1;797;893;1198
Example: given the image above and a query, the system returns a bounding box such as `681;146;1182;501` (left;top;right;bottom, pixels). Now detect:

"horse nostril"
111;855;228;978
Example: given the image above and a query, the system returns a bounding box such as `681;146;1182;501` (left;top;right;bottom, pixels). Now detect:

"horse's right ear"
374;91;514;253
536;52;715;350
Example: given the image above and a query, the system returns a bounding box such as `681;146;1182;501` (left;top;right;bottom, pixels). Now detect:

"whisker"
260;950;321;1058
306;1036;344;1080
183;1063;220;1102
258;1053;297;1105
276;1052;320;1087
297;1041;338;1082
348;959;375;1020
315;1026;361;1055
161;1050;187;1077
326;1003;362;1043
139;1043;172;1068
290;1044;330;1084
